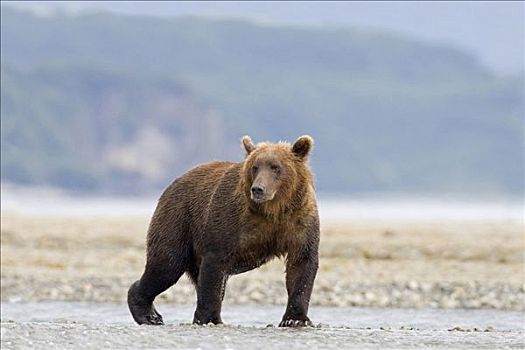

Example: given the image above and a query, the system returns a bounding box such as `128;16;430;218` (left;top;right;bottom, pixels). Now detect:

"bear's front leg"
193;253;227;325
280;248;319;327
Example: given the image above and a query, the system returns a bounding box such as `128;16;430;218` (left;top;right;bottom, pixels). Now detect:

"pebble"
448;326;495;332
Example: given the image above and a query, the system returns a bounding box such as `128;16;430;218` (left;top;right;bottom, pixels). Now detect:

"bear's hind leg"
128;250;188;325
186;258;200;287
193;255;228;325
185;256;227;302
128;279;166;325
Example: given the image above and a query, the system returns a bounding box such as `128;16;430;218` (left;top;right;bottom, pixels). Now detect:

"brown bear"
128;135;319;327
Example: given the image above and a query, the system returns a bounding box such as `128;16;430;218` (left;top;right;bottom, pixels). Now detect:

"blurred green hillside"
1;8;523;195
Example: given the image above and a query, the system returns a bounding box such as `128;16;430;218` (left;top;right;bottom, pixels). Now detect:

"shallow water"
1;302;524;349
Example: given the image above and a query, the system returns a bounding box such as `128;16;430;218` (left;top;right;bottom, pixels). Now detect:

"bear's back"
150;161;239;238
177;161;236;194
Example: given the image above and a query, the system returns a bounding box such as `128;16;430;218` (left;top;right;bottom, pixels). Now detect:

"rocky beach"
1;213;523;310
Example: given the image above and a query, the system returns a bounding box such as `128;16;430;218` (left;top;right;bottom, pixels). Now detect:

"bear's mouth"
251;193;275;203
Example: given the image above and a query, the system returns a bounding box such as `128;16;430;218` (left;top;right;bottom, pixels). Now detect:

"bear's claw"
132;305;164;325
279;319;313;327
143;313;164;325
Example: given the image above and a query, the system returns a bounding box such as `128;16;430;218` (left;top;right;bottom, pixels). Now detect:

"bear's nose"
251;185;265;196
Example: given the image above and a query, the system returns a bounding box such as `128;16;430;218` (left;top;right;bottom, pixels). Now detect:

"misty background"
1;1;524;203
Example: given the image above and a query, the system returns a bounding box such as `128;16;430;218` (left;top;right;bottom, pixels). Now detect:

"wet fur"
128;136;319;327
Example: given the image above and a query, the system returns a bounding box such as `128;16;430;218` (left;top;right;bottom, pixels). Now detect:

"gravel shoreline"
1;213;523;311
2;274;524;311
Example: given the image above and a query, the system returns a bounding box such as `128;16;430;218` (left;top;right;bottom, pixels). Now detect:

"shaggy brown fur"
128;135;320;327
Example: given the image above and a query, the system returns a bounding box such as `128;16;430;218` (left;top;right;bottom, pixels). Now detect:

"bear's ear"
292;135;314;159
241;135;256;155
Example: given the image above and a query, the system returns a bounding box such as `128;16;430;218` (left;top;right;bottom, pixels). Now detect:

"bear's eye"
270;164;280;173
251;166;258;174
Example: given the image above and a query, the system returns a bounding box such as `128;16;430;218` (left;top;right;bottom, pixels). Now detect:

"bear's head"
240;135;314;216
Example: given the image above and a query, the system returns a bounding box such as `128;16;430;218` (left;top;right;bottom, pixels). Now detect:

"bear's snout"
252;186;266;196
251;185;269;202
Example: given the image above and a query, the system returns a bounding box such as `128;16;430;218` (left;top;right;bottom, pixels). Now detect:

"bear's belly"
228;255;275;275
228;234;288;275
